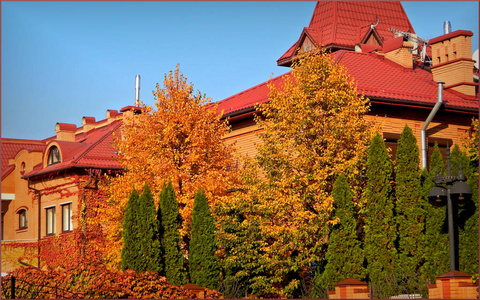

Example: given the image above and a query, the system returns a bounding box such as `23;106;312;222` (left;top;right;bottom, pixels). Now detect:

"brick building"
216;1;478;166
1;108;139;271
1;1;478;272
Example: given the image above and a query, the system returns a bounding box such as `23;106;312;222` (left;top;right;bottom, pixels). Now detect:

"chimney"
55;123;77;142
81;116;96;132
106;109;120;123
120;106;142;120
383;36;414;69
135;75;141;106
430;29;476;96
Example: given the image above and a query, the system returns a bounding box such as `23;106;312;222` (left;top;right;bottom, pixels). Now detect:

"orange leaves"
99;65;239;267
5;265;222;299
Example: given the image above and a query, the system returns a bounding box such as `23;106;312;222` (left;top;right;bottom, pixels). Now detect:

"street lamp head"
428;186;448;207
450;181;472;205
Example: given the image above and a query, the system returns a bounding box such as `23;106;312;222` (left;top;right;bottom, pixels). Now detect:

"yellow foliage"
221;50;374;297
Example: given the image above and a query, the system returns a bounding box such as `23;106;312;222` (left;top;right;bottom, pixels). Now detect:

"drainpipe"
80;168;94;257
421;81;444;169
27;179;41;269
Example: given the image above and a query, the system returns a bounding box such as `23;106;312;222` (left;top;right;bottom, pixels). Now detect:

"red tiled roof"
278;1;415;65
216;73;289;117
24;120;123;178
1;139;46;178
333;51;477;111
217;50;478;117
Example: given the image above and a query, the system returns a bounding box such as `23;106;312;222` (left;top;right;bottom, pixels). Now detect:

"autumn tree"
159;180;188;285
315;174;364;291
421;143;449;281
121;189;140;271
100;65;238;267
226;50;373;297
363;133;396;294
394;125;424;279
189;189;219;289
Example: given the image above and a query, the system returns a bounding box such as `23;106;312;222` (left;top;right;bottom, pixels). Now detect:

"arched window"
47;146;61;166
20;162;26;175
18;209;28;229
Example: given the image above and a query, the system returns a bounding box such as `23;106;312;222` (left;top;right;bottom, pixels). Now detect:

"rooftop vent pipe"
421;81;444;169
135;75;141;106
444;21;451;34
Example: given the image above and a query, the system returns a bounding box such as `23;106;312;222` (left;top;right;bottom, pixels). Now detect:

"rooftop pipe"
135;75;141;106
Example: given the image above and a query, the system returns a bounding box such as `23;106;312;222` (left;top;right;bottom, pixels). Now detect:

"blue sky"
1;1;478;140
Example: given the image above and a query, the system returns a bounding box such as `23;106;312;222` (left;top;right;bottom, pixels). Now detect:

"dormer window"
47;146;61;166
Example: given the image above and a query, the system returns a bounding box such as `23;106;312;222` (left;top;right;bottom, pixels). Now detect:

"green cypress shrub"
316;174;364;290
450;145;470;177
363;133;397;294
137;184;164;273
459;162;478;275
121;189;140;271
159;180;188;285
450;145;479;275
395;125;425;278
189;189;220;289
421;143;449;281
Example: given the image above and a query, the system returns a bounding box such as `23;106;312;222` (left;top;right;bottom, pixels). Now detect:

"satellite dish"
473;49;479;70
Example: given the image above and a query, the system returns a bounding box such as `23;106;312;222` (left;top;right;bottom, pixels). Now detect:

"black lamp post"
427;145;472;271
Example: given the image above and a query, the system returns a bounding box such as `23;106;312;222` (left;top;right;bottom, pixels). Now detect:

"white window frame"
45;206;56;235
61;203;73;232
47;146;61;166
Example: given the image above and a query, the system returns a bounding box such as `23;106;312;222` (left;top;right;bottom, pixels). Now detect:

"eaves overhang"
221;106;257;120
22;165;123;180
369;96;478;115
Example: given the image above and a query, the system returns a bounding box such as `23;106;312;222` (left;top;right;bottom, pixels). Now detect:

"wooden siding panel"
223;106;473;168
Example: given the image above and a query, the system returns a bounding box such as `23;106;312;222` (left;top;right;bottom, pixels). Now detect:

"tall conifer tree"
316;174;364;290
121;189;140;271
395;125;424;277
450;144;479;274
159;180;188;285
421;143;449;281
363;133;397;292
137;184;164;273
189;189;219;289
459;119;479;274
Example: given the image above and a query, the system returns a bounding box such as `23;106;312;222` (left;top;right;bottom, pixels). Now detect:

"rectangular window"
383;132;401;161
46;207;56;235
62;203;73;232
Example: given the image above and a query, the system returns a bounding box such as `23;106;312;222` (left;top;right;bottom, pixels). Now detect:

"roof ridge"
332;1;337;45
73;120;122;164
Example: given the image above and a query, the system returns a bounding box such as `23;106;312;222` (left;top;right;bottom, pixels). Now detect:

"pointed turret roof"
278;1;415;66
